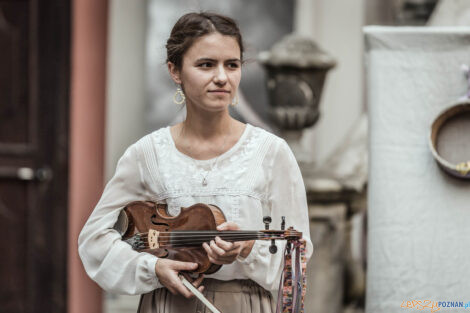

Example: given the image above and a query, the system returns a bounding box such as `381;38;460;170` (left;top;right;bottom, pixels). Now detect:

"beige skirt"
137;279;275;313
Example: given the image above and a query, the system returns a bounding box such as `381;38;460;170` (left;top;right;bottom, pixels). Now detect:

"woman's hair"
166;12;244;70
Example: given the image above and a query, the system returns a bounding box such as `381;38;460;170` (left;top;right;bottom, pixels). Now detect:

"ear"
167;62;182;84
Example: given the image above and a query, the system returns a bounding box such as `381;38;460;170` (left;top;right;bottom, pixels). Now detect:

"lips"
208;89;230;93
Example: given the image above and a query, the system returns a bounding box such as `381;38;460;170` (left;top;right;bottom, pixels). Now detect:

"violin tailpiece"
123;234;146;250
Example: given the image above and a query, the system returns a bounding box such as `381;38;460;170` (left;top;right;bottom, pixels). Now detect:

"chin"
205;105;229;113
201;102;229;112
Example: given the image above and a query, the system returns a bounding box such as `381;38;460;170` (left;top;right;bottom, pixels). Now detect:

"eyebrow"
195;58;242;63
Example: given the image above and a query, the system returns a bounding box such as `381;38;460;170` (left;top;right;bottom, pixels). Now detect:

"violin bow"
179;275;221;313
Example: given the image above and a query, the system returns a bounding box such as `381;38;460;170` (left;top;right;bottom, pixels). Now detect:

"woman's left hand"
202;221;254;265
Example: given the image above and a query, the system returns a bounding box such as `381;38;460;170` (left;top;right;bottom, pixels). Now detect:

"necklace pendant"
202;177;208;186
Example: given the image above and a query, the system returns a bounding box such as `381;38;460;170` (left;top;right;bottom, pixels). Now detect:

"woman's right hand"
154;258;204;298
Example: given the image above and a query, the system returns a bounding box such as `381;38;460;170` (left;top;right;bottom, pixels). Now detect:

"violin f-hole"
160;249;169;258
150;214;170;230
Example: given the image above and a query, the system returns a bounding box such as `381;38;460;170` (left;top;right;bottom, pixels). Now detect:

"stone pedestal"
304;181;367;313
305;204;346;313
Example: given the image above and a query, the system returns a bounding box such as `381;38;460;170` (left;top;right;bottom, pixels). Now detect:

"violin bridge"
148;229;160;249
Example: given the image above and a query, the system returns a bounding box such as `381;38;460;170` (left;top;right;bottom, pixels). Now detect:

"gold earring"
173;85;185;104
231;93;238;106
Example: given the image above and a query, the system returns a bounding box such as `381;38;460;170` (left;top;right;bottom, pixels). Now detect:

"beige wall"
68;0;108;312
295;0;366;164
103;0;151;312
106;0;148;180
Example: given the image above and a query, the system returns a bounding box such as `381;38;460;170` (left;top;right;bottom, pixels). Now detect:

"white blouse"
78;123;313;295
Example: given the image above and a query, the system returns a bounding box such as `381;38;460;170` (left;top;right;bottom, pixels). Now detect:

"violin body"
120;201;227;274
117;201;301;275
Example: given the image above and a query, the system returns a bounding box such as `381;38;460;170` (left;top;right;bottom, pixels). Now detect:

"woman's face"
168;32;242;113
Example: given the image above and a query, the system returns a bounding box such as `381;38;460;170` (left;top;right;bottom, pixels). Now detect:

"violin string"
167;230;295;233
139;236;286;247
136;231;290;237
137;233;290;239
134;230;291;234
157;233;270;238
132;235;286;247
137;233;269;239
163;239;285;248
139;236;272;241
140;235;276;243
138;233;270;237
168;236;275;243
153;237;286;248
141;234;278;242
135;233;288;241
140;230;285;233
129;230;298;250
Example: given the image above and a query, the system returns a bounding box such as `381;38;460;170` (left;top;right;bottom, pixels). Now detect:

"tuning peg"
281;216;285;230
263;216;272;230
269;240;278;254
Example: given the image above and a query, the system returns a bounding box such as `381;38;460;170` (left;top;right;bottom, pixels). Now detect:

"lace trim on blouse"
136;124;276;217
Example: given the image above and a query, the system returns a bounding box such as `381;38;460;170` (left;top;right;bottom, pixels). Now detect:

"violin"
116;201;302;274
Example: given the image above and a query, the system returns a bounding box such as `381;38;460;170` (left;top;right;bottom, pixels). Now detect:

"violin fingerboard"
148;229;160;249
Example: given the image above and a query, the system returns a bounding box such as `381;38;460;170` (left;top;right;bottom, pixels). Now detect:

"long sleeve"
237;138;313;291
78;143;162;295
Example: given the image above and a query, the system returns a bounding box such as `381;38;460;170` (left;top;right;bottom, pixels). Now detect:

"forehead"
184;32;241;61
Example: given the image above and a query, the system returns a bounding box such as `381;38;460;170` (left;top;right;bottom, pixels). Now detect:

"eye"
198;62;213;68
227;62;240;69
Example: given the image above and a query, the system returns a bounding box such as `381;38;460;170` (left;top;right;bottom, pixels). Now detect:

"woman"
78;12;313;313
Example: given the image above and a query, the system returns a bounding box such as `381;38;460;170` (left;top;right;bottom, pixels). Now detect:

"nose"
213;64;227;84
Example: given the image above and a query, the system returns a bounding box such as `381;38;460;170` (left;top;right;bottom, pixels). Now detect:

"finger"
232;241;242;251
217;221;240;231
205;242;234;264
219;248;240;258
210;251;237;264
170;260;198;271
203;242;212;254
192;274;204;288
210;239;226;256
216;222;228;230
174;280;194;299
165;283;177;295
215;236;235;251
204;244;220;263
207;254;227;265
216;241;241;257
198;285;205;293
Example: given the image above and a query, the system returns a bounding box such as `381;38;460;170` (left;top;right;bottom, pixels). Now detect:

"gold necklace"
178;123;230;186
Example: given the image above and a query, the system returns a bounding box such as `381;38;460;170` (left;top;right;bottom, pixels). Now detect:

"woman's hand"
154;259;204;298
202;221;255;265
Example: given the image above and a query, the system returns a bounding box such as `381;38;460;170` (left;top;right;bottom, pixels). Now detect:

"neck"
183;106;233;140
170;105;246;161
